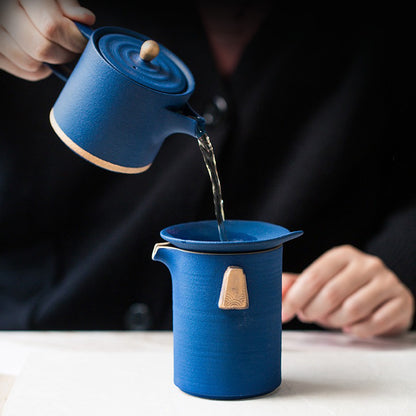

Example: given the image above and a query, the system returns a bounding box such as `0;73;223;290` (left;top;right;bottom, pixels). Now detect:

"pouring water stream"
197;131;227;241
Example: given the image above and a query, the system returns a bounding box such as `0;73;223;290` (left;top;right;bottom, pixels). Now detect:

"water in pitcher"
197;132;227;241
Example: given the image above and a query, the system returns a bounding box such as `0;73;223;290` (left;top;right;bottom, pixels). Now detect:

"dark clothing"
0;4;414;330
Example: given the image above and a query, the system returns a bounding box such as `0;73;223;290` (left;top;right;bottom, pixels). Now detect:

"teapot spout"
166;103;205;139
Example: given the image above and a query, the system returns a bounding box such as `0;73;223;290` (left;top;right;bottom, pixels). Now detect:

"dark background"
0;3;414;330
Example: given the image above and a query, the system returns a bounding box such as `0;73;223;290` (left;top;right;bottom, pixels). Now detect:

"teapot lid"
98;32;188;94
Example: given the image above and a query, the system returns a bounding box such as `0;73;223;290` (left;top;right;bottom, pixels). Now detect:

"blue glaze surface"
154;243;284;399
160;219;303;252
51;26;201;171
153;220;303;399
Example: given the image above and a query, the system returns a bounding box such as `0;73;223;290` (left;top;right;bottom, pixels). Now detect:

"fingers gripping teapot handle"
46;22;93;82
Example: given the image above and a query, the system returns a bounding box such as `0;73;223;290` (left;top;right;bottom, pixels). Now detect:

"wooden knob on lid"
139;40;160;62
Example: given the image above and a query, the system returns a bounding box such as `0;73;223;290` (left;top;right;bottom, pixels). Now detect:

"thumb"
58;0;96;26
282;272;299;298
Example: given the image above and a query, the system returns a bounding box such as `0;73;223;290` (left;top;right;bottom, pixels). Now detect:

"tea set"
49;22;303;399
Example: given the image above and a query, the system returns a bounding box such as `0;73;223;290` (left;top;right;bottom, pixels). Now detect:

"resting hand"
0;0;95;81
282;245;415;338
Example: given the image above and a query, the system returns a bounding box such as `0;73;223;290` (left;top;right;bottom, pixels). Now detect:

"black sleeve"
365;201;416;299
365;13;416;328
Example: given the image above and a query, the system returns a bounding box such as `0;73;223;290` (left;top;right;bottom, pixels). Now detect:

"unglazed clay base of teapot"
49;23;204;173
152;220;303;399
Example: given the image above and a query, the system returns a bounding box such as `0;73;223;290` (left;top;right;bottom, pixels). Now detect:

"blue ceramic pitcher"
152;220;303;399
49;23;203;174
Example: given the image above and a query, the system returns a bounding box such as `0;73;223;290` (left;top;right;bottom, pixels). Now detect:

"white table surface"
0;330;415;415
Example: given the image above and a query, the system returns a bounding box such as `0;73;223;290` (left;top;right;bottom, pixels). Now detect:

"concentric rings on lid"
98;33;187;94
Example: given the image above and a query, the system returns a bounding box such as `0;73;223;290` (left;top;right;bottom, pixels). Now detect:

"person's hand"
0;0;95;81
282;245;415;338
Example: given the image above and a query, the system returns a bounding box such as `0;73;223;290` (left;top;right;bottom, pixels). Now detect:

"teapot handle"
47;22;93;82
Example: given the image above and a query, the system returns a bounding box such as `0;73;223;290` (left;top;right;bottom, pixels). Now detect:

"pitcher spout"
152;242;176;268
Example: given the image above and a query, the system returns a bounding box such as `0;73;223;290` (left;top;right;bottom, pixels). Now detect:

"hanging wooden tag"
218;266;249;310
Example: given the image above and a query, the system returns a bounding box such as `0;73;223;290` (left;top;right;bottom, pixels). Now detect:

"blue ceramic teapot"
49;23;204;173
152;220;303;399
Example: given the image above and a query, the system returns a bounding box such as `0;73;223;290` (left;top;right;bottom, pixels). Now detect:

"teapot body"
153;243;283;399
50;26;200;174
